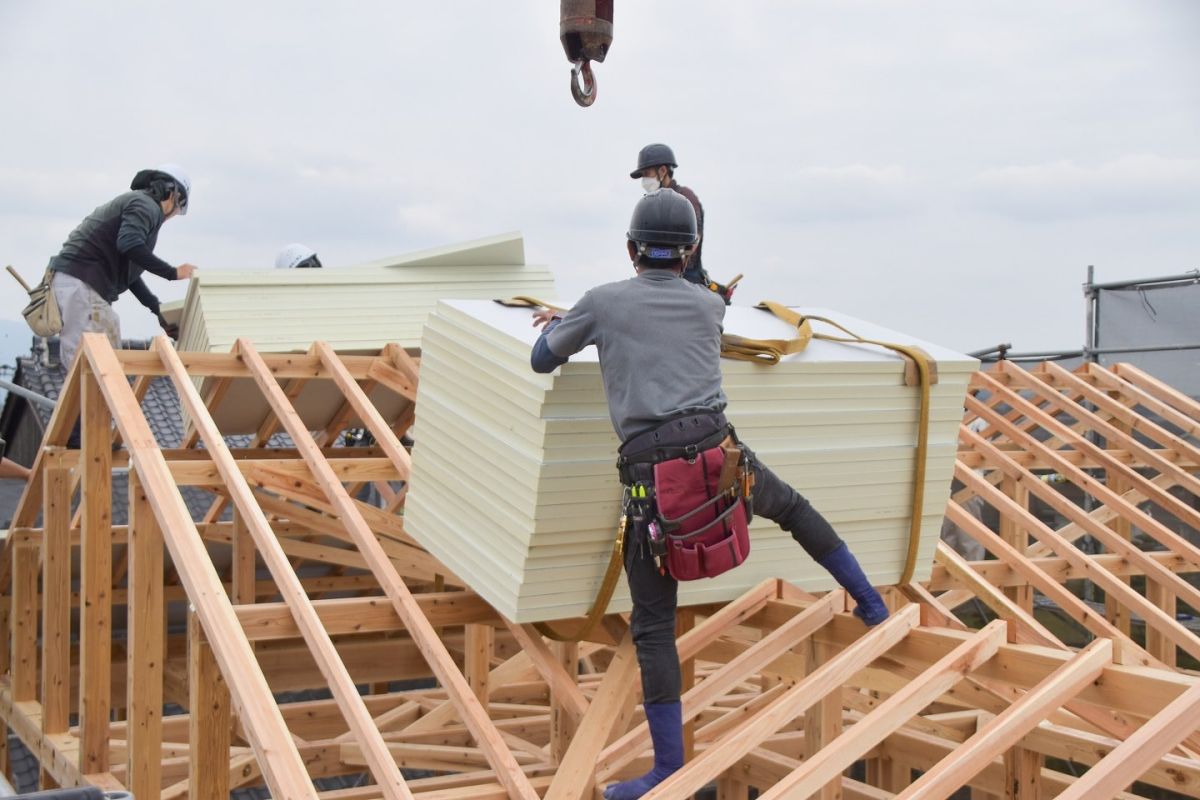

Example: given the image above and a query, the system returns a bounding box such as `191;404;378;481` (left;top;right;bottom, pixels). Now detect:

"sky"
1;1;1198;355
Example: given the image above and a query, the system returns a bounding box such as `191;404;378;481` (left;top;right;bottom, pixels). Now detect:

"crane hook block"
561;0;612;107
571;59;597;106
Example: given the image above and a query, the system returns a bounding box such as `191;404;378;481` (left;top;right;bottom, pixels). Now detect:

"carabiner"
570;59;597;107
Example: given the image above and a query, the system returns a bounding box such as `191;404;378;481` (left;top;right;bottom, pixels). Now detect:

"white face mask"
640;176;661;193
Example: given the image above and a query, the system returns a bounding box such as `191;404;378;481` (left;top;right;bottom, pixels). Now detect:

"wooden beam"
503;621;588;728
168;456;401;487
942;498;1159;669
640;605;920;800
955;436;1200;664
596;583;802;780
79;359;113;773
549;640;580;764
154;337;413;800
974;370;1200;571
231;509;256;607
11;544;38;702
127;469;164;800
803;635;842;800
80;334;317;799
892;639;1112;799
236;592;498;641
1009;361;1200;542
757;621;1008;799
240;338;537;799
188;611;230;800
112;348;385;380
465;624;494;705
933;544;1060;647
543;630;638;800
41;463;71;741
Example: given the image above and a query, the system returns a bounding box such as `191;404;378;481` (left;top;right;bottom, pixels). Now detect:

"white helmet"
275;243;321;269
155;163;191;215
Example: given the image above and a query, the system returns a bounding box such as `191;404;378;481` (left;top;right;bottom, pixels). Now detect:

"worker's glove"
157;312;180;340
709;281;736;305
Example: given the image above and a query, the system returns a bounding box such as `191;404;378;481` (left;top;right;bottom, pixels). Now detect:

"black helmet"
630;143;678;178
627;189;698;259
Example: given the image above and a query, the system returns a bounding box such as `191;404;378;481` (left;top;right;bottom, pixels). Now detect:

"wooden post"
232;508;256;606
41;461;72;790
878;753;908;792
86;336;317;798
1146;581;1178;668
804;638;842;800
11;543;38;702
127;469;164;799
677;607;697;761
80;364;113;774
544;631;639;800
550;640;579;763
464;623;494;705
0;578;8;776
1104;409;1133;637
41;463;71;737
717;774;751;799
998;477;1032;612
189;609;231;800
1004;746;1042;799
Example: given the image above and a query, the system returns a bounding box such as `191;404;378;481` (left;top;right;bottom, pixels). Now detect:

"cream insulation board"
404;299;978;623
176;232;556;353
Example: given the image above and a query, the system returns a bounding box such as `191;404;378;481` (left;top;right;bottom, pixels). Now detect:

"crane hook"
570;59;597;107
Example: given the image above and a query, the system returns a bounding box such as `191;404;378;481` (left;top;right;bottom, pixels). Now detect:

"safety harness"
499;296;938;642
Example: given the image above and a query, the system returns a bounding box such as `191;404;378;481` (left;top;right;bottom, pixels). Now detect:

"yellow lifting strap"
500;295;938;609
749;301;938;585
495;296;569;312
533;516;625;642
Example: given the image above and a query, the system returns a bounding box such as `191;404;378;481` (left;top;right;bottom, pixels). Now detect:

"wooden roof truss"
1;338;1199;797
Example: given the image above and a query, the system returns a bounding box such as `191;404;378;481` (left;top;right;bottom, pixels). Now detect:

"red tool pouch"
653;439;752;581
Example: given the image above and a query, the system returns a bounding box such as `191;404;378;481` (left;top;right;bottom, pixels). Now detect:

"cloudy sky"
1;1;1198;354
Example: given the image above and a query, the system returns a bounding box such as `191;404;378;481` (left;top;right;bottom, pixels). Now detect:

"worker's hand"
157;312;180;340
176;263;198;280
531;308;561;330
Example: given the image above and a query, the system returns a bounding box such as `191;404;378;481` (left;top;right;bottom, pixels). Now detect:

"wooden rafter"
5;345;1200;797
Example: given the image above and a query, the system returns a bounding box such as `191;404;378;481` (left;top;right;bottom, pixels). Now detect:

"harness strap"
533;515;625;642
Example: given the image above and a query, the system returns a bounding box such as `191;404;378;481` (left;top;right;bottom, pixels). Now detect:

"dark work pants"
625;440;843;704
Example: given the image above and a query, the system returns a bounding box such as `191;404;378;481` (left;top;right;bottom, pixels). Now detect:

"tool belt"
7;265;62;338
618;413;754;582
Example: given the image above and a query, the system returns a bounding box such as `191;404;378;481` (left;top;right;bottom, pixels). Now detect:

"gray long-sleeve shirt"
537;269;728;442
49;190;174;310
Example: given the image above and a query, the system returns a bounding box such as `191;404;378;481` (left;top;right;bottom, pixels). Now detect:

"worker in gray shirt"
531;189;887;800
49;163;198;369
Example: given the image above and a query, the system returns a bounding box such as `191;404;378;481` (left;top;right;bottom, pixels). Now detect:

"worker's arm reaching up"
529;292;600;373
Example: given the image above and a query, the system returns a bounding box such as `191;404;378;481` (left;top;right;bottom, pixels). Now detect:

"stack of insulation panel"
176;233;556;353
404;299;978;623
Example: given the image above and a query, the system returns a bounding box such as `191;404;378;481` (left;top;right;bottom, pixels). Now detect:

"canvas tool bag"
7;265;63;337
651;434;754;581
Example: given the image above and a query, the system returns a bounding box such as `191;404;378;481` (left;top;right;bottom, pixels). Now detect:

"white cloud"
1;1;1199;353
970;155;1200;220
752;164;920;223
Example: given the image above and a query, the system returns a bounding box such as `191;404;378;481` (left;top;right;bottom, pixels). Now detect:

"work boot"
817;543;890;626
603;701;684;800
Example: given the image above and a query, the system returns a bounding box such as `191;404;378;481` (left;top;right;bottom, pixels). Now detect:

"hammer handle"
5;265;33;293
